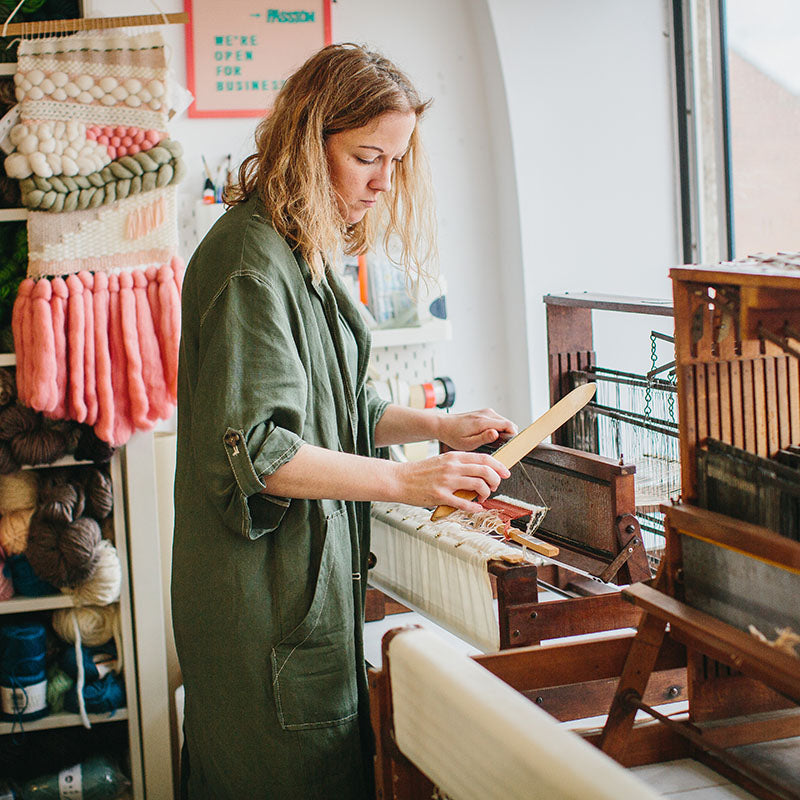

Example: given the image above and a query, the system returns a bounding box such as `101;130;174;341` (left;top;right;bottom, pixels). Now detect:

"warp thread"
0;621;49;724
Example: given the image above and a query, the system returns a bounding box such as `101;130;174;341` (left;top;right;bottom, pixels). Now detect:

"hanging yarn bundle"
6;30;185;446
0;620;49;723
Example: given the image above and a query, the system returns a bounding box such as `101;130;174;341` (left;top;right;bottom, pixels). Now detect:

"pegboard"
369;342;440;384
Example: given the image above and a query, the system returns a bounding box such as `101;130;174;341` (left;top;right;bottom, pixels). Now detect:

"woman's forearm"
261;443;400;501
373;403;442;447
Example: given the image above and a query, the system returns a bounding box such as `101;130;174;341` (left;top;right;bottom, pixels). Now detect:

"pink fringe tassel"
30;279;58;413
12;259;182;446
49;277;69;420
65;274;87;423
79;271;98;426
107;274;134;446
12;279;33;403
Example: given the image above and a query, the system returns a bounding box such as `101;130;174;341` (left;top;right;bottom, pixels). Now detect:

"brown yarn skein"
11;427;67;466
0;369;16;408
26;513;101;588
0;405;37;440
38;483;86;525
85;469;113;520
0;440;19;474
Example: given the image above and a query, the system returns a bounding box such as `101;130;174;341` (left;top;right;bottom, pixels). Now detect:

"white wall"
88;0;680;424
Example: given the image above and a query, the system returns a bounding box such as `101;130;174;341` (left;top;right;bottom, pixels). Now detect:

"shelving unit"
0;362;171;797
370;318;451;349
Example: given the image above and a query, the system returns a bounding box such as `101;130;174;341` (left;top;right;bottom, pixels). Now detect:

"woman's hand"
391;451;511;513
436;408;518;452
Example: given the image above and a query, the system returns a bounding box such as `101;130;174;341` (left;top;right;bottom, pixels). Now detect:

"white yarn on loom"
61;538;122;606
0;470;38;514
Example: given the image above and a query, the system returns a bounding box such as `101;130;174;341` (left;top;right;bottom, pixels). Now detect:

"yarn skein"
26;513;101;588
52;604;120;649
62;538;121;606
0;469;38;514
0;621;49;722
0;555;14;601
7;554;57;597
46;664;74;713
0;368;16;408
84;468;113;520
0;506;34;556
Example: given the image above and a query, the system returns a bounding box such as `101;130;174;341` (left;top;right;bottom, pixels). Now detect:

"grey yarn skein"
19;140;185;211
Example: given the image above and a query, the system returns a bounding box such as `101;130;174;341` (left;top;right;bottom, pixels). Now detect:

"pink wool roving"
6;31;185;446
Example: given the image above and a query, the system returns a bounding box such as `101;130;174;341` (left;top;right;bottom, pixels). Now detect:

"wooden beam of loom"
0;13;189;37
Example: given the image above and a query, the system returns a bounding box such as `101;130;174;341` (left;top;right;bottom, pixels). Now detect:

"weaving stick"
431;383;597;522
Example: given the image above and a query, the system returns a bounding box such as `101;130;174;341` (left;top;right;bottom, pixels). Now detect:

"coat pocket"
271;501;358;730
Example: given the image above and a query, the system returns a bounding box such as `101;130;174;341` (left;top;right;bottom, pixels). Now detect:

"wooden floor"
363;608;796;800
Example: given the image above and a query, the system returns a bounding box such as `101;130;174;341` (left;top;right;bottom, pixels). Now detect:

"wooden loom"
369;257;800;800
368;440;652;651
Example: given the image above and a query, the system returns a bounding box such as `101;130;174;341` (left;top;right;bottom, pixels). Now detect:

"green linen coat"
172;196;388;799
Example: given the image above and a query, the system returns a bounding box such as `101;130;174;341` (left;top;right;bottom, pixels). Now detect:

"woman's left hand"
437;408;518;452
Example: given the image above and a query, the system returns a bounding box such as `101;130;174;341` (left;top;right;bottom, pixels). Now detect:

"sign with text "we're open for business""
185;0;332;117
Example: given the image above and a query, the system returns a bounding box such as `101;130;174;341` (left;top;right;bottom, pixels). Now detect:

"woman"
172;43;516;799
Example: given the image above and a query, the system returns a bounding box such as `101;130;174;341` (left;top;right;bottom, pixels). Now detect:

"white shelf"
371;319;451;349
0;594;74;615
0;708;129;735
0;353;15;366
21;455;97;470
0;208;28;222
0;63;16;76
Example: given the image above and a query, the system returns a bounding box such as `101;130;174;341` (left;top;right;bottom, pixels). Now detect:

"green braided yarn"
19;140;185;211
0;222;27;334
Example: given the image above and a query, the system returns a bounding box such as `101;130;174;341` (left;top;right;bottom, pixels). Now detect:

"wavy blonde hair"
226;43;437;283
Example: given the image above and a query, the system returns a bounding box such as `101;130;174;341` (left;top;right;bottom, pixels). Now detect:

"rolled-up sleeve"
192;271;307;539
364;382;390;446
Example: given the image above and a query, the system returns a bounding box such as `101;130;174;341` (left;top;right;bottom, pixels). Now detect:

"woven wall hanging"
4;29;185;446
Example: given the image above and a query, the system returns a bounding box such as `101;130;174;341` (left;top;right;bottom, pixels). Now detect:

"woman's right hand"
390;451;511;513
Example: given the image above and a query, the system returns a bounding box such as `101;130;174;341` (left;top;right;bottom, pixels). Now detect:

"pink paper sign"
185;0;332;118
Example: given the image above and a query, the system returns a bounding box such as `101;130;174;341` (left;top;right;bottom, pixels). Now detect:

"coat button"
367;552;377;569
224;431;240;447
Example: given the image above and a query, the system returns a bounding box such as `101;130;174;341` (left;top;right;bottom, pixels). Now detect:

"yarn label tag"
58;764;83;799
0;678;46;716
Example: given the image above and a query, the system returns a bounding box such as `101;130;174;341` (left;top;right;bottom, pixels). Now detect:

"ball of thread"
0;557;14;600
26;514;101;588
52;604;118;647
7;554;57;596
11;426;67;466
0;404;38;440
0;440;20;474
63;539;121;606
0;470;38;513
38;481;86;524
84;469;113;520
74;426;116;463
0;506;33;556
46;664;74;713
0;368;16;408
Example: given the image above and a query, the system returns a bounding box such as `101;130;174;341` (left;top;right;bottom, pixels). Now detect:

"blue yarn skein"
7;555;57;597
0;621;49;723
64;672;125;715
59;641;118;683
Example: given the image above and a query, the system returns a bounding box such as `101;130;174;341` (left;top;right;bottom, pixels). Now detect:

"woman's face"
325;110;416;224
